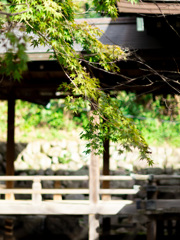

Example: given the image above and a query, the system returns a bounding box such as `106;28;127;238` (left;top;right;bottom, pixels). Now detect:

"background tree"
0;0;152;164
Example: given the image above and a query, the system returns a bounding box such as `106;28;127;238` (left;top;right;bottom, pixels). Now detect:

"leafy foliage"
65;94;153;165
0;0;153;164
13;93;180;149
117;92;180;147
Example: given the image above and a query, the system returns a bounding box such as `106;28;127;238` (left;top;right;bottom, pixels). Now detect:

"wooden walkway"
0;172;148;240
1;174;180;240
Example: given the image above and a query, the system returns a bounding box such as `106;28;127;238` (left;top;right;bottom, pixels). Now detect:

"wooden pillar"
89;103;100;240
6;96;15;200
102;138;110;201
102;138;111;237
89;146;100;240
146;176;157;240
89;145;100;204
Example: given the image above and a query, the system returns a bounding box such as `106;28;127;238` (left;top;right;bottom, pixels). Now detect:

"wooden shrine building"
1;2;180;239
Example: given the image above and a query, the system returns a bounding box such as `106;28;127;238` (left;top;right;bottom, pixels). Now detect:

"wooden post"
4;218;15;240
102;138;110;201
53;181;62;200
89;145;100;204
89;102;100;240
89;214;100;240
146;175;157;240
6;96;15;200
102;138;111;237
147;218;157;240
32;177;42;204
89;147;100;240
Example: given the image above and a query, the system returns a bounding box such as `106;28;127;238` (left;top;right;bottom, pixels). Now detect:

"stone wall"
0;140;179;175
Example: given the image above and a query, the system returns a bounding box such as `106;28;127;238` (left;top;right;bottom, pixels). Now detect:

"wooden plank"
100;174;148;181
100;175;134;181
0;200;134;215
0;188;139;195
117;0;180;14
99;188;139;195
0;189;90;194
0;174;149;181
27;53;52;61
0;175;89;181
131;174;149;180
75;17;136;25
97;200;134;215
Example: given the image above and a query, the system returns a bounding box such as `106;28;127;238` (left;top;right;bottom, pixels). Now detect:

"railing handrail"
0;174;144;202
0;175;89;181
0;174;150;181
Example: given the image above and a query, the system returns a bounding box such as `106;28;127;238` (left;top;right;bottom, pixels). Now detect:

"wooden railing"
4;173;180;204
4;173;180;205
2;174;180;240
0;174;149;203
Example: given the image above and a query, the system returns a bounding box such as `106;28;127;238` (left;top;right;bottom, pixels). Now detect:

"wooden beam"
0;200;134;215
0;188;139;195
0;175;89;181
6;96;15;200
